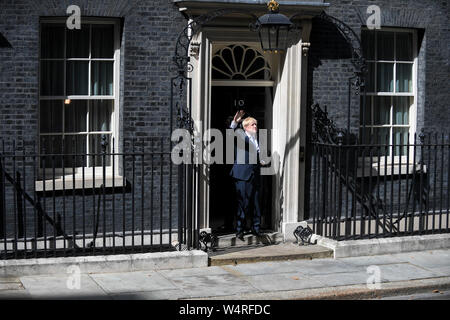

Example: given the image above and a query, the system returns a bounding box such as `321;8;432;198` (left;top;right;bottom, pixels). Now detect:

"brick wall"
0;0;186;141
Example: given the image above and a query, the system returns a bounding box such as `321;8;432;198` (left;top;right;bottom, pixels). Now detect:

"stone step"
211;232;284;249
208;242;333;266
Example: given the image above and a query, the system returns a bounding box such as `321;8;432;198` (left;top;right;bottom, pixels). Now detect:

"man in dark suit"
229;110;263;240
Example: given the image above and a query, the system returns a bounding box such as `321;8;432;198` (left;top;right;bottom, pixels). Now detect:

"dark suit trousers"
234;175;261;233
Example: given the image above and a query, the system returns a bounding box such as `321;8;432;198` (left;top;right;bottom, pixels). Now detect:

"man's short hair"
243;117;257;128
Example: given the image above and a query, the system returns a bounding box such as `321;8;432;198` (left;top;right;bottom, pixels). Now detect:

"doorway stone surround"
174;0;328;240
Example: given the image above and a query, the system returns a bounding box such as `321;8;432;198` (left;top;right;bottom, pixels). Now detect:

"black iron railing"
0;137;197;260
310;133;450;240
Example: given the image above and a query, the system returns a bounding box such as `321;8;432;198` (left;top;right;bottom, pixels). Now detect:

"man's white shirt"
230;120;259;152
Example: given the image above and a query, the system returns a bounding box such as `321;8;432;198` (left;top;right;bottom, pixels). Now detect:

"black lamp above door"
255;0;293;53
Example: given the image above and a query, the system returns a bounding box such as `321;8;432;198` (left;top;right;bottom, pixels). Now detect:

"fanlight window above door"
212;45;272;80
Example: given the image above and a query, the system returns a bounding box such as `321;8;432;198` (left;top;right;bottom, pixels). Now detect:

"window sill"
356;163;426;178
35;176;125;192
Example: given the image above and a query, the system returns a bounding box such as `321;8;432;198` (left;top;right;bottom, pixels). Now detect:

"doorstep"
212;231;283;249
208;242;333;266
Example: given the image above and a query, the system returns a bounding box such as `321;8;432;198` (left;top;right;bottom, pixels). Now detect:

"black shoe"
251;229;263;237
236;232;245;241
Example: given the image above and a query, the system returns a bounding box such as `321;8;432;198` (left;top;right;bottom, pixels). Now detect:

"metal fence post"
418;130;426;233
16;171;24;239
0;158;4;238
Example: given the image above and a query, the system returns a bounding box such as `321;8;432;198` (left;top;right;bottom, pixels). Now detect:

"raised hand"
233;110;245;123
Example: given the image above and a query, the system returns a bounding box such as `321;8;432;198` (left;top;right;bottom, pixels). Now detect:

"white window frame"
360;27;418;169
37;18;121;187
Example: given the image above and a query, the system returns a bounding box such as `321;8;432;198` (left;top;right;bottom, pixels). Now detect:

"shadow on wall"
273;127;302;231
0;32;12;48
304;16;359;220
308;16;353;68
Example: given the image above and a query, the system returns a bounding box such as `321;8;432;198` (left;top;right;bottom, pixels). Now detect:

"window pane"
67;27;90;58
40;24;65;59
365;62;375;92
212;68;229;80
246;56;267;79
40;100;62;133
396;32;413;61
63;135;87;167
393;128;409;156
396;63;413;93
91;61;113;95
40;135;63;168
377;63;394;92
66;61;89;95
40;61;64;95
377;32;394;60
361;30;375;60
374;126;390;143
233;45;244;69
373;96;391;125
65;100;87;132
277;27;288;56
89;100;112;131
359;127;370;144
360;96;372;126
91;25;114;58
393;96;412;125
242;47;255;71
212;56;232;79
89;134;111;167
373;127;390;155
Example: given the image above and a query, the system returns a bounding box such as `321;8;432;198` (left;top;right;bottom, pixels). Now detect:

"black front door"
210;86;273;234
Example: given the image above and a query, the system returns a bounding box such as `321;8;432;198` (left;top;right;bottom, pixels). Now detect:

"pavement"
0;246;449;300
378;289;450;300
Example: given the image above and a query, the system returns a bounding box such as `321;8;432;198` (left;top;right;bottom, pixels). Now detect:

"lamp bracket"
189;41;201;58
301;42;310;56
